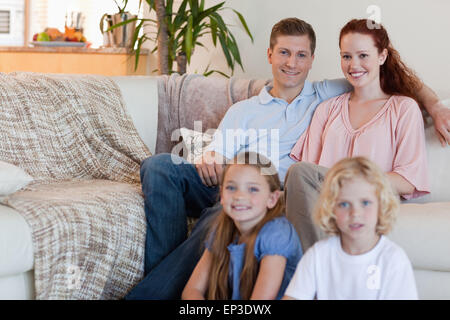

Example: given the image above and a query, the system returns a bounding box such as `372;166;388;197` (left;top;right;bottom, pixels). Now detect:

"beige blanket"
0;72;150;299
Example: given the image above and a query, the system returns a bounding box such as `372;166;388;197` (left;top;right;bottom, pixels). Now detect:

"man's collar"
258;80;315;104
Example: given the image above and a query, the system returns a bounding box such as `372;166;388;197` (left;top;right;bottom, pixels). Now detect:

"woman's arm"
386;172;415;196
182;250;212;300
416;83;450;147
250;255;287;300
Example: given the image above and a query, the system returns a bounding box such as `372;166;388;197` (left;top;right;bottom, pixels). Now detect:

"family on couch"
125;17;450;300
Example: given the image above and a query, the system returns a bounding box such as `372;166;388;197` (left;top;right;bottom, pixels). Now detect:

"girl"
284;157;418;300
182;152;302;300
287;19;430;251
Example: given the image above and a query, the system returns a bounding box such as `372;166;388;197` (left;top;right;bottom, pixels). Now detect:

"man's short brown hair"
270;18;316;55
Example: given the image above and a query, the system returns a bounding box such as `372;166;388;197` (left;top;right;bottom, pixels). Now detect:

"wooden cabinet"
0;47;150;75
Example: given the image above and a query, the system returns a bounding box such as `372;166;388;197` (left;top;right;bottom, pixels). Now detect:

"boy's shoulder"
378;236;411;263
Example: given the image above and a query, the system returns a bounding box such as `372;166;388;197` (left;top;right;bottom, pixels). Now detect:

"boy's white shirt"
285;235;418;300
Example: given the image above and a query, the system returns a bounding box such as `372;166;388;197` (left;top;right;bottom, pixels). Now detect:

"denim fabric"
125;153;220;299
125;204;221;300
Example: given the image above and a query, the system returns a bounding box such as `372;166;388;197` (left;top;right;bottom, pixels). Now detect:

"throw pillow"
0;161;33;196
179;128;214;163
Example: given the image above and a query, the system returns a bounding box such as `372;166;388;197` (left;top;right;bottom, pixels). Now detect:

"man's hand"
429;102;450;147
195;151;226;187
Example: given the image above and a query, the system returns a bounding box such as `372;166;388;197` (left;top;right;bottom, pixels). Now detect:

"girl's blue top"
206;216;303;299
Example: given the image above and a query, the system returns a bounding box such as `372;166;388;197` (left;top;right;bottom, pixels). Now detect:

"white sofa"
0;75;449;300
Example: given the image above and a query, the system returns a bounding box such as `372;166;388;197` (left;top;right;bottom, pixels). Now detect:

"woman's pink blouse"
290;93;430;199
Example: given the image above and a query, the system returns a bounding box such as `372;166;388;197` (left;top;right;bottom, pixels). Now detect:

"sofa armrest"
112;76;159;155
0;205;34;277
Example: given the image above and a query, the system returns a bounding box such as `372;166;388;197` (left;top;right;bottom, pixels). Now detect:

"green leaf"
130;20;144;50
217;32;233;70
210;12;227;32
144;0;156;9
189;0;199;19
106;17;138;32
185;15;194;62
228;32;244;70
133;35;146;71
209;17;217;46
166;0;173;18
232;9;253;42
173;0;189;31
198;2;225;23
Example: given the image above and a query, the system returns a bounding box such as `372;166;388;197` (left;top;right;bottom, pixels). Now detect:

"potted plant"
101;0;137;47
109;0;253;76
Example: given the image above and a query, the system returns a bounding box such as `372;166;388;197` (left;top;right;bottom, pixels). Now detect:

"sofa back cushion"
406;99;450;203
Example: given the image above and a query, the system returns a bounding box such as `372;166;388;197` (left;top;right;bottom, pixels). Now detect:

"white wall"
187;0;450;98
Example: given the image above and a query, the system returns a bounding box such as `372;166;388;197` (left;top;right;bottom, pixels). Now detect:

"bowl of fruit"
31;27;89;47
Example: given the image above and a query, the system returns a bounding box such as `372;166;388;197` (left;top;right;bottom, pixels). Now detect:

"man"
126;18;450;299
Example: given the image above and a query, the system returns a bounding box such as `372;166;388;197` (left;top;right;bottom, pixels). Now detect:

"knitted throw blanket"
0;72;151;299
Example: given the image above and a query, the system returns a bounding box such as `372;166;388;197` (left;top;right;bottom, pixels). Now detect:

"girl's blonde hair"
206;152;284;300
314;157;399;236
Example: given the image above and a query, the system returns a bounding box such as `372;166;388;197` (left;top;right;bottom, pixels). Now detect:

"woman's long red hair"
339;19;423;102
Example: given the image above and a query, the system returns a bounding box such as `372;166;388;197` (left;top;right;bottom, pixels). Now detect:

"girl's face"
221;165;280;235
340;32;387;91
334;176;380;254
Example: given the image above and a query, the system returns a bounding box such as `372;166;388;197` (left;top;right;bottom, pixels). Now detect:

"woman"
286;19;430;251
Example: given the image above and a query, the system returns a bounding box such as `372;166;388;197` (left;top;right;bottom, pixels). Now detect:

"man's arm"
415;83;450;147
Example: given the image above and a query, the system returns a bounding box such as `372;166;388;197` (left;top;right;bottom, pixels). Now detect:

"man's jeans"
125;153;220;299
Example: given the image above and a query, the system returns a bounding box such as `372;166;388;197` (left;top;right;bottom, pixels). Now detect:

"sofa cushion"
404;125;450;204
0;161;33;196
0;204;34;277
388;202;450;272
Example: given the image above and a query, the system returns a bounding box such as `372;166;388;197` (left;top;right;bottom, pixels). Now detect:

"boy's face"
267;34;314;95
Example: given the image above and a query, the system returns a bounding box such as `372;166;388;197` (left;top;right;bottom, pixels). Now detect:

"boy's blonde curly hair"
314;157;399;236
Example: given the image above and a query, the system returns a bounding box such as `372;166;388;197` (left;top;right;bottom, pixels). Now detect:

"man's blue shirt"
205;78;352;184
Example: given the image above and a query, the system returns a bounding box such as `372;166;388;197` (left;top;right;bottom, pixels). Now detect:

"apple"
37;32;50;42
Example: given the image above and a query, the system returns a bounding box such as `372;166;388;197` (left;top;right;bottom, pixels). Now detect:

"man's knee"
140;153;186;180
285;162;319;187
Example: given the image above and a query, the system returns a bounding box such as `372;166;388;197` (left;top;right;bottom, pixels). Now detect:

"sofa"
0;74;449;300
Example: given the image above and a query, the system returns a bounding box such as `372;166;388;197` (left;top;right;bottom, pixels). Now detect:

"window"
0;10;10;33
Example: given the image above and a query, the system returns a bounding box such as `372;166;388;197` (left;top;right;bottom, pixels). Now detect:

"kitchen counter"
0;46;151;75
0;46;149;54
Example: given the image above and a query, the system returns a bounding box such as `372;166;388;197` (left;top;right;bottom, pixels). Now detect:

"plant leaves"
209;17;217;46
217;31;233;70
106;17;138;32
232;9;253;42
185;15;194;63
